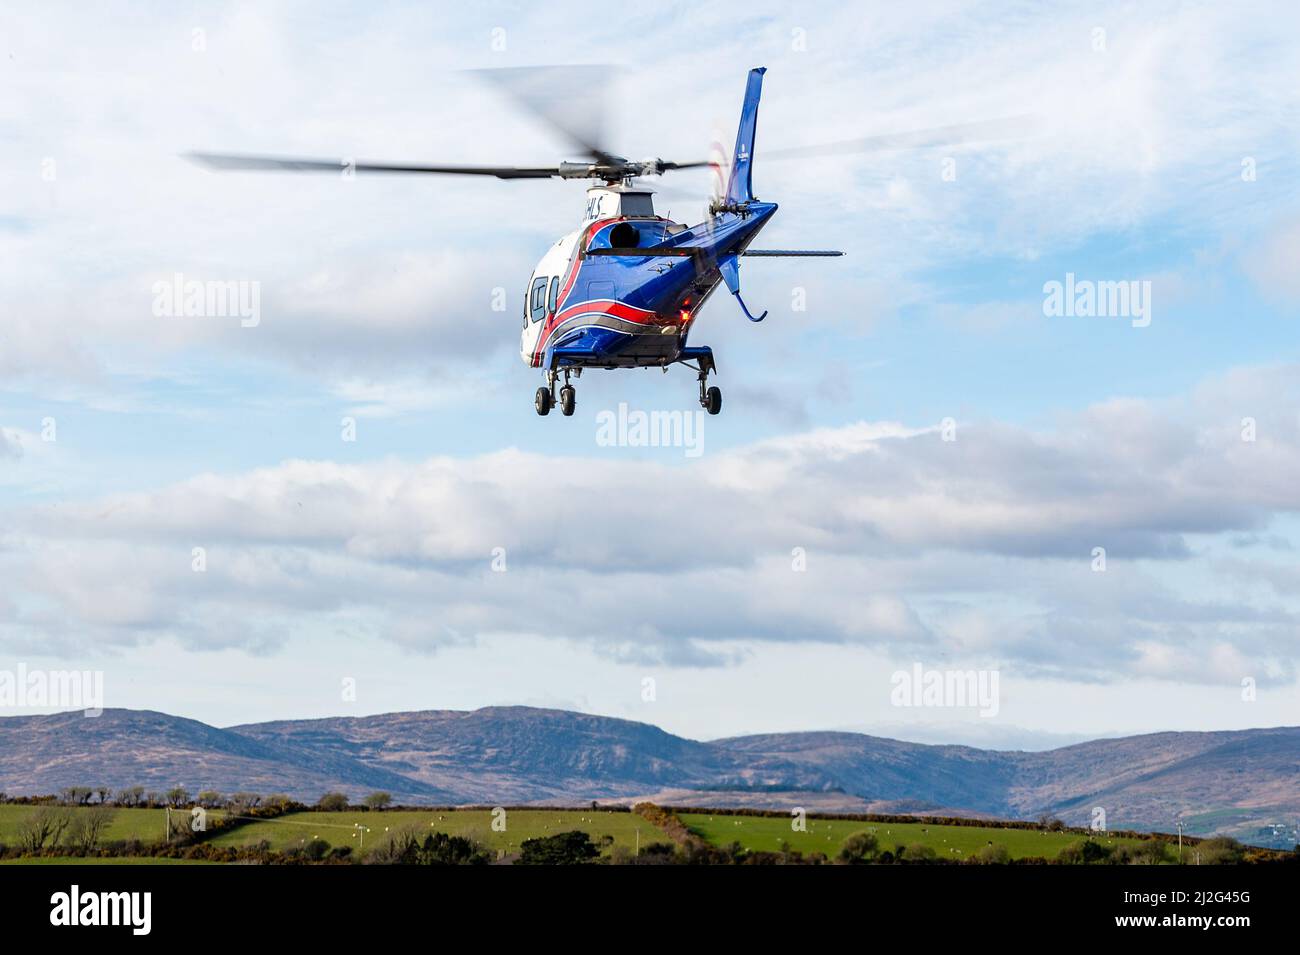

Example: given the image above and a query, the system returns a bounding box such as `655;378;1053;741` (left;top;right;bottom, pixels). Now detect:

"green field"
0;803;1161;862
207;809;667;856
0;804;220;845
0;857;216;865
681;813;1148;860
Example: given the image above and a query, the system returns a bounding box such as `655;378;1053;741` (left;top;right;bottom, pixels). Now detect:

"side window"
547;276;559;315
529;276;548;323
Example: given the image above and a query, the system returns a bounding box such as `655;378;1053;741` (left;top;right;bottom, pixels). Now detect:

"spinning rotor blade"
185;152;559;179
184;71;1036;188
462;67;710;178
468;65;621;165
763;114;1039;162
654;160;713;171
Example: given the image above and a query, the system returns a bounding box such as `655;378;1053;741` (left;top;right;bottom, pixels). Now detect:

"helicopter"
190;67;1028;417
508;67;845;418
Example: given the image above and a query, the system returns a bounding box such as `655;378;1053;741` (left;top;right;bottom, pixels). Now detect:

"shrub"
517;831;600;865
973;843;1010;865
416;832;490;866
1195;837;1245;865
838;831;880;864
902;843;937;863
303;838;332;861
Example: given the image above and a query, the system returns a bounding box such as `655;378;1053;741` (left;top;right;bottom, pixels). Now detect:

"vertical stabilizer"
725;68;766;204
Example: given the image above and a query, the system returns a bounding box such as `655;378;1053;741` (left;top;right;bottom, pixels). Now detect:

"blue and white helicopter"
192;67;1024;417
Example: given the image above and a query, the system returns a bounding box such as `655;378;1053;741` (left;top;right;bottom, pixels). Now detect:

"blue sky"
2;1;1299;747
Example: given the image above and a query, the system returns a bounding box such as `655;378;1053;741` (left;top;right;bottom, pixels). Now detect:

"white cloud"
1243;215;1300;304
4;2;1300;736
4;364;1299;684
4;1;1298;396
0;428;23;461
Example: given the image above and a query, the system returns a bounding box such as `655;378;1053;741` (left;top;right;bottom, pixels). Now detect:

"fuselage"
520;185;776;369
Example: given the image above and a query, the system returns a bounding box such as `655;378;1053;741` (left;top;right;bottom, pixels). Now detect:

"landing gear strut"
536;367;578;417
698;365;722;415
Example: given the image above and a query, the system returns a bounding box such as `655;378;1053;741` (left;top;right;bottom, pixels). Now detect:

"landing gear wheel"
559;385;576;417
535;387;552;416
704;385;722;415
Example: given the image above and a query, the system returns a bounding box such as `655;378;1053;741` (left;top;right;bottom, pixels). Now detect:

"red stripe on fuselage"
553;298;656;324
530;216;664;367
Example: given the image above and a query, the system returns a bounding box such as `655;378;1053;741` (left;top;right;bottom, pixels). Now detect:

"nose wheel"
536;368;577;417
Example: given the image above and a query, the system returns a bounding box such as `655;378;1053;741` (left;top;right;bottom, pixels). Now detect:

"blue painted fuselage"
529;201;776;369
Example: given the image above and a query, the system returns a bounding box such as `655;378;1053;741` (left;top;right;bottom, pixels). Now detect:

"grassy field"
0;803;1159;862
0;856;216;865
681;813;1149;860
0;804;221;845
207;809;667;856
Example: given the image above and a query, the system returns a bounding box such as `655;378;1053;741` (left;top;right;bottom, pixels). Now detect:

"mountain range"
0;707;1295;843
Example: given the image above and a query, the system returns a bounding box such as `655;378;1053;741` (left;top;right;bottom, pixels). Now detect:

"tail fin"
725;67;766;205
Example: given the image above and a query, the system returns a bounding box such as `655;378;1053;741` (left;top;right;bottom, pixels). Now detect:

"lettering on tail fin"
726;67;766;205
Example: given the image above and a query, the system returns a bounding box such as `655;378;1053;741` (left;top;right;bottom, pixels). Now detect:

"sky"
2;0;1299;749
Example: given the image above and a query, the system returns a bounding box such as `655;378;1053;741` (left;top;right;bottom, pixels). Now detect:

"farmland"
0;804;218;845
0;802;1219;864
680;813;1150;861
207;808;665;856
0;856;216;865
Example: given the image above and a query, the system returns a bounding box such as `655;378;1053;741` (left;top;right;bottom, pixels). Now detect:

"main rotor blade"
185;152;560;179
763;114;1039;161
468;65;622;166
652;116;1038;183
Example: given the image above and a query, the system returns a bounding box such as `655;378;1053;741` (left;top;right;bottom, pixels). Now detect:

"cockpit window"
547;276;559;314
529;276;548;322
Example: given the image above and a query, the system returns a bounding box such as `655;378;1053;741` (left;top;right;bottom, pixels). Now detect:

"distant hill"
0;709;446;802
0;707;1295;843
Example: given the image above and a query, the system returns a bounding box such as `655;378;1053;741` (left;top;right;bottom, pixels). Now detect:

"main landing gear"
698;366;722;415
535;368;578;417
534;360;721;417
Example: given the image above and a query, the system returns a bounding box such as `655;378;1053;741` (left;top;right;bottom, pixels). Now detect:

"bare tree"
17;806;76;851
167;808;196;844
227;792;262;813
68;806;116;851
